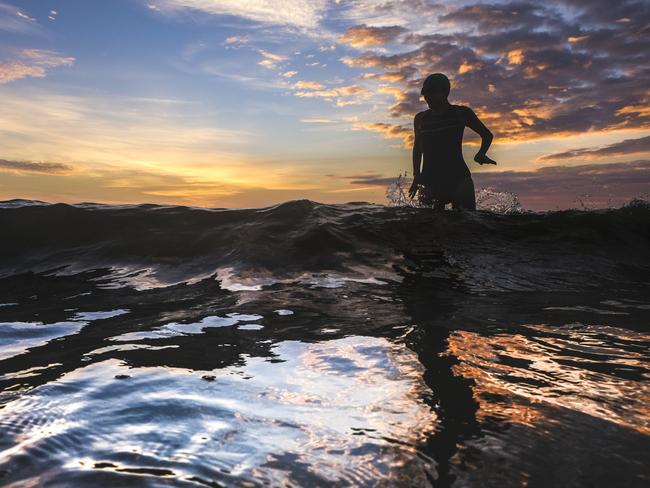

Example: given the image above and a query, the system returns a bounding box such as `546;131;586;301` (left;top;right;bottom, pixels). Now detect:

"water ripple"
0;336;436;487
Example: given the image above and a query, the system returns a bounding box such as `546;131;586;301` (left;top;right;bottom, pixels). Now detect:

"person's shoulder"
452;105;477;121
414;110;428;120
452;104;474;115
413;110;428;127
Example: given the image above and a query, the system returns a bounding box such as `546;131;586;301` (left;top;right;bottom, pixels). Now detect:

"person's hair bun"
421;73;450;96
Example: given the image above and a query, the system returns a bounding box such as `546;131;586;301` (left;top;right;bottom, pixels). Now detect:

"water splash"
475;187;523;214
624;197;650;209
385;173;523;214
385;172;421;208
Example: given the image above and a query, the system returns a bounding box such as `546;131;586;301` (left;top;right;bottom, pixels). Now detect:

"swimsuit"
415;104;473;204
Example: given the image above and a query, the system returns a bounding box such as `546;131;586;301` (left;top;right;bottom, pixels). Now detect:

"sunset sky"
1;0;649;209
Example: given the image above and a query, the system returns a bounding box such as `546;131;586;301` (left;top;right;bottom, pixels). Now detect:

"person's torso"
416;105;470;184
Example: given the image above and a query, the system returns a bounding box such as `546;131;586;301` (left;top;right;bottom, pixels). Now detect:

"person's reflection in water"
409;73;496;210
395;241;481;486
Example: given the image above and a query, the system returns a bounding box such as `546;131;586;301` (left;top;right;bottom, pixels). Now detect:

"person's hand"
474;153;497;165
408;175;421;199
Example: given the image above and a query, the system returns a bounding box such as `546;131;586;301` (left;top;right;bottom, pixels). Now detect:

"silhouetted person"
409;73;496;210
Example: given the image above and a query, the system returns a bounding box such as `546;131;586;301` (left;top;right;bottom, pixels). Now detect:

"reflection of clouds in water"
0;321;85;361
86;344;179;356
73;309;129;321
110;313;262;341
0;337;436;486
216;266;390;292
0;310;133;361
274;309;294;316
447;324;650;434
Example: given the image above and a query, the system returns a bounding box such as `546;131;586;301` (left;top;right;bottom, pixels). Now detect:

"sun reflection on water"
447;323;650;434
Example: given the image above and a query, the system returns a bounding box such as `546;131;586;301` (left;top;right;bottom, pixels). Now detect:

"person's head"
421;73;450;106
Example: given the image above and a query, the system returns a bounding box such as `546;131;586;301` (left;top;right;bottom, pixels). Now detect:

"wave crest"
1;198;649;292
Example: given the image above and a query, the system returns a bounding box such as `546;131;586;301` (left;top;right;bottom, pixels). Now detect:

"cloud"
294;84;370;106
294;80;324;90
0;49;75;84
336;0;650;143
353;121;413;145
223;35;250;46
474;160;650;209
15;10;35;22
18;49;74;66
0;88;249;173
539;135;650;161
336;0;440;26
335;173;398;186
153;0;329;29
0;159;73;174
338;24;408;48
258;49;287;69
301;118;336;123
0;2;38;33
0;63;47;83
438;2;547;31
281;70;298;78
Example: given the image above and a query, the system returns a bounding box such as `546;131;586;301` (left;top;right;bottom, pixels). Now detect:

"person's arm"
465;108;496;165
409;113;423;198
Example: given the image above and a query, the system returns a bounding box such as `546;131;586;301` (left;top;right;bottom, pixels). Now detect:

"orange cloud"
360;71;412;83
293;80;325;90
458;61;476;74
617;104;650;117
258;50;287;69
0;49;74;84
294;85;369;106
354;121;413;146
378;85;408;101
0;63;47;84
338;24;407;48
506;49;524;65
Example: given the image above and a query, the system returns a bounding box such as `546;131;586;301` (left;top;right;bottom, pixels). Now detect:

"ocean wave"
1;198;649;292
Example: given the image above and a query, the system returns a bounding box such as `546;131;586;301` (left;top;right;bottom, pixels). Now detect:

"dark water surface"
0;200;649;487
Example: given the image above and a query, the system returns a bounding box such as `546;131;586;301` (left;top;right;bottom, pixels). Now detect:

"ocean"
0;198;649;487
